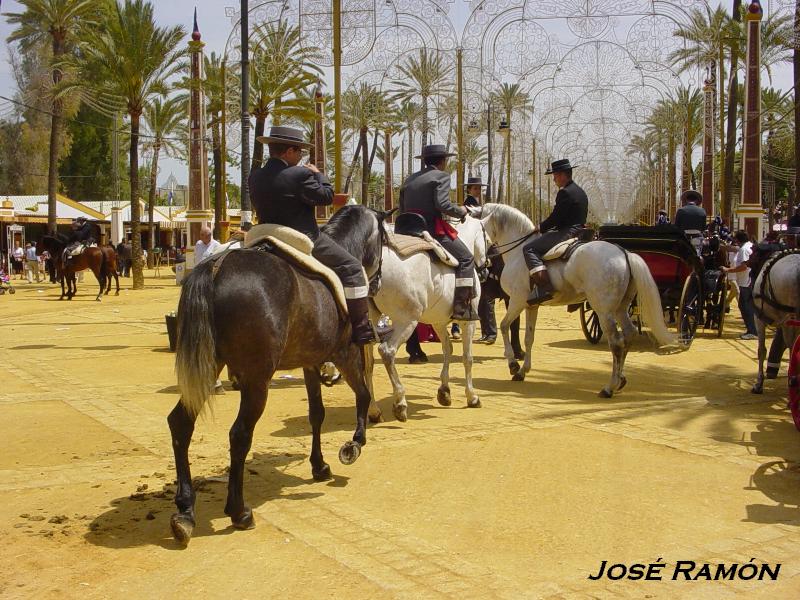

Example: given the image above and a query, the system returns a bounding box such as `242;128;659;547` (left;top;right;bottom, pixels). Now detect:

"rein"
487;231;536;260
752;248;800;323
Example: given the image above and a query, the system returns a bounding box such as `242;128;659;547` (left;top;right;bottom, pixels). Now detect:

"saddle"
389;213;459;267
243;223;349;317
67;242;96;257
542;238;583;262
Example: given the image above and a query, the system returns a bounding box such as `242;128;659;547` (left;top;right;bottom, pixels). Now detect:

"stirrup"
526;287;553;306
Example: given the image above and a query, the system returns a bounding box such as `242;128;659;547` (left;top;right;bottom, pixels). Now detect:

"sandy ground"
1;270;799;599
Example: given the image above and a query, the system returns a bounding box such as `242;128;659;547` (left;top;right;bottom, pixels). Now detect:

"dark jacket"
674;204;707;232
69;222;96;244
249;157;334;241
463;194;481;208
539;180;588;232
399;166;466;234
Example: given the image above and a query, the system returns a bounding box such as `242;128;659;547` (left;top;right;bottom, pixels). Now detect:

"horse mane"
322;205;382;267
483;203;535;234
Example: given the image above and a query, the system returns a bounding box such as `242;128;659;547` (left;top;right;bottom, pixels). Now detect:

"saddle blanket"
244;224;348;316
386;230;458;267
543;238;580;261
68;242;97;256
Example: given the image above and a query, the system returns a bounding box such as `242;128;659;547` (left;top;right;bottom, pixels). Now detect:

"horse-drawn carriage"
580;224;727;346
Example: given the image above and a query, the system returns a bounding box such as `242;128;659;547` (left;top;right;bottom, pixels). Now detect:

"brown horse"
39;235;107;301
99;246;120;295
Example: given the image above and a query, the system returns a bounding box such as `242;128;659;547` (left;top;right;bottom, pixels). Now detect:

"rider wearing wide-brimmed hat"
248;125;377;345
399;144;477;320
522;158;588;305
463;176;487;208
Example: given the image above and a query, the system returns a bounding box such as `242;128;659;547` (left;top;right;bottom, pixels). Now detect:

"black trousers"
312;232;367;296
436;235;474;282
522;227;581;272
478;294;497;338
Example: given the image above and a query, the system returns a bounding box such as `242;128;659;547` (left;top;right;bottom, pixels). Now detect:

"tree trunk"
406;128;413;176
795;0;800;205
47;39;65;235
667;132;676;216
682;109;691;195
497;136;507;203
360;127;369;205
147;140;161;267
130;113;144;289
420;96;429;169
366;127;380;206
252;113;266;172
723;0;742;221
344;136;363;194
211;116;223;240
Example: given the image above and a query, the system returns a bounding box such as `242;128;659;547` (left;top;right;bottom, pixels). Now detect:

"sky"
0;0;795;192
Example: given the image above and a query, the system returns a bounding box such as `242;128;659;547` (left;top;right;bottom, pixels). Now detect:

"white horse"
468;203;680;397
750;250;800;394
366;215;488;422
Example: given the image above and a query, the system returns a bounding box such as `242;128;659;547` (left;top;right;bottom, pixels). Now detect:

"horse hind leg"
167;399;198;545
334;343;373;465
225;378;269;530
303;367;331;481
432;323;453;407
600;313;624;398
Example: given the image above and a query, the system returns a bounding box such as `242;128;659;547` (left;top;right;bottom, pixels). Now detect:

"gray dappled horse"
469;203;681;397
750;250;800;394
169;205;389;545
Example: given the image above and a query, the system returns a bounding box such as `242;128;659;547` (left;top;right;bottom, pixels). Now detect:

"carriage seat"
243;223;348;316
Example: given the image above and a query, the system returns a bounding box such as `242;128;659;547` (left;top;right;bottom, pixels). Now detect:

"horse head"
322;204;385;278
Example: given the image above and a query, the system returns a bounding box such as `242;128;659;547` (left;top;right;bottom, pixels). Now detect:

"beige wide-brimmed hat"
256;125;313;149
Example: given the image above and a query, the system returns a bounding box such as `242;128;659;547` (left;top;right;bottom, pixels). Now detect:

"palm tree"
201;52;230;239
5;0;99;234
671;86;703;192
392;48;453;149
342;83;392;203
490;83;532;203
65;0;185;289
143;94;184;264
395;99;423;177
249;20;320;171
461;136;488;178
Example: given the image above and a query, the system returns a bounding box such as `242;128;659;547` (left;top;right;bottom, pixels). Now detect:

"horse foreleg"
501;298;527;379
167;399;198;545
752;320;768;394
432;322;454;407
517;307;538;381
94;267;104;301
225;378;269;530
362;342;382;423
334;344;372;466
377;320;417;422
460;320;480;407
303;367;331;481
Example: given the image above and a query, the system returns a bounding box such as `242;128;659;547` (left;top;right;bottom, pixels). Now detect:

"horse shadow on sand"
84;451;344;550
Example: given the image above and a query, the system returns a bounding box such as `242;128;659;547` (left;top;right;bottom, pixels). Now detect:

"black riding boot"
451;286;478;321
346;297;378;345
527;270;554;306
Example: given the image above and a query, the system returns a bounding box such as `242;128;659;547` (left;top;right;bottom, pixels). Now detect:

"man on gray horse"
522;158;588;306
248;125;377;345
399;144;478;321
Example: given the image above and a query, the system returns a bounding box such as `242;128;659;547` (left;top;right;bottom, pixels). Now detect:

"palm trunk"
147;140;161;267
365;127;381;206
344;136;363;194
252;113;266;172
360;127;369;205
130;113;144;289
211;116;223;240
420;96;429;168
667;132;676;216
406;128;413;176
723;0;742;220
497;137;507;203
47;38;65;235
681;112;691;194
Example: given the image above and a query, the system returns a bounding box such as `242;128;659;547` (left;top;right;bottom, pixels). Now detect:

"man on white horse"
248;125;377;345
521;158;588;306
399;144;478;321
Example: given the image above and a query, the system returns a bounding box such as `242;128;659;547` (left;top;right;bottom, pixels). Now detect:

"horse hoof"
751;384;763;395
598;388;613;398
467;397;481;408
508;361;520;376
393;404;408;422
338;441;361;465
312;463;332;481
368;409;384;423
512;371;525;382
618;376;627;391
231;507;255;530
170;513;195;545
437;387;452;406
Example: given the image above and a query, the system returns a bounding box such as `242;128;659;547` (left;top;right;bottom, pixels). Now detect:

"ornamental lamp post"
497;118;511;204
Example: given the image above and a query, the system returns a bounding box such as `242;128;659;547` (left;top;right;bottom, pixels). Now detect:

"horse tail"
176;261;217;418
627;251;679;348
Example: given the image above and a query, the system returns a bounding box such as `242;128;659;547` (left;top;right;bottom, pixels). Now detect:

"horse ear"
376;207;398;222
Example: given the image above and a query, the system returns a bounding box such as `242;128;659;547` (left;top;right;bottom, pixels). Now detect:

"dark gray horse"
168;205;388;545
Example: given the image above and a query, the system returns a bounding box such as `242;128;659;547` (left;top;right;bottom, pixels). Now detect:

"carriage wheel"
0;288;5;295
677;273;701;345
580;301;603;344
8;287;14;295
628;296;642;334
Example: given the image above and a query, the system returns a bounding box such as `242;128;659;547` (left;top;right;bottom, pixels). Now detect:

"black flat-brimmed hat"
545;159;577;174
681;190;703;204
463;177;488;188
256;125;313;149
415;144;456;160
